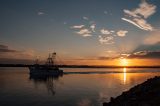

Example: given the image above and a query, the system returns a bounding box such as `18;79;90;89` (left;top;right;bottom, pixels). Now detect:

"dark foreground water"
0;67;160;106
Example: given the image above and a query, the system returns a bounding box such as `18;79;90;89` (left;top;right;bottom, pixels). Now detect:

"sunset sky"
0;0;160;66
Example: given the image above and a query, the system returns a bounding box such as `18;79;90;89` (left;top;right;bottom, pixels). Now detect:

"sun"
120;58;129;66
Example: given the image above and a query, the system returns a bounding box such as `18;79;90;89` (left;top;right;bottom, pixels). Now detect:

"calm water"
0;67;160;106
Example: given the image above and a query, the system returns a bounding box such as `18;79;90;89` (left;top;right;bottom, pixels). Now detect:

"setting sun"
120;58;129;66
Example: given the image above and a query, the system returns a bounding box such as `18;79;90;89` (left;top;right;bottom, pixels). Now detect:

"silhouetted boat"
29;52;63;76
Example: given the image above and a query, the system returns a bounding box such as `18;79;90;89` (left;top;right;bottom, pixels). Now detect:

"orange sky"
62;58;160;66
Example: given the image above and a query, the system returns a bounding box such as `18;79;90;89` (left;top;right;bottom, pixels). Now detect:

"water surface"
0;67;160;106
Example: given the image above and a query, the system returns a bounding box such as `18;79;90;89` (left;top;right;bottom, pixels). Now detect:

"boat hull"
29;66;63;76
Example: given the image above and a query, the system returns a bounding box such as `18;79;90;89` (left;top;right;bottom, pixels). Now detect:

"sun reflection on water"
123;68;127;84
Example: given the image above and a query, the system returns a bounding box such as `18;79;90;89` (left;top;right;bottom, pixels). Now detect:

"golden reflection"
123;68;127;84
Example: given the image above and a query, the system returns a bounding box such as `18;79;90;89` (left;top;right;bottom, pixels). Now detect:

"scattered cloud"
100;29;128;37
122;18;147;30
0;44;36;64
128;51;160;59
122;0;156;31
90;24;96;32
110;30;115;33
98;51;120;59
120;53;131;57
81;33;92;37
0;49;35;60
71;25;85;29
117;30;128;37
76;29;91;35
76;29;92;37
83;16;89;20
134;42;160;52
133;51;148;55
104;11;108;14
143;31;160;45
63;22;67;25
100;29;111;35
124;0;156;19
122;18;153;31
37;11;45;15
98;56;115;60
89;21;95;24
71;10;132;44
0;58;34;64
123;9;140;18
0;44;18;52
99;35;114;44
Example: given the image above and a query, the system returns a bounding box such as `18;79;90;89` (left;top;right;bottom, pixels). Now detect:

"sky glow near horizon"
0;0;160;65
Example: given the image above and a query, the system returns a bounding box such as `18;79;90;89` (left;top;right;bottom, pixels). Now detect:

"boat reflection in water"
29;74;63;95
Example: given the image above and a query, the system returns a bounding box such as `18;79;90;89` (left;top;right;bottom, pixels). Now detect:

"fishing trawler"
29;52;63;76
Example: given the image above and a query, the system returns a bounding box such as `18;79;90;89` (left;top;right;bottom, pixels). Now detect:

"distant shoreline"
0;64;160;68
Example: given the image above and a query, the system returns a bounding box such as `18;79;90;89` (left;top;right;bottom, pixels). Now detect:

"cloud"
100;29;128;37
98;51;120;59
0;49;35;60
0;44;18;52
110;30;115;33
123;9;140;18
104;11;108;14
76;29;91;35
124;0;156;19
37;11;45;15
71;25;85;29
138;0;156;18
76;29;92;37
100;29;111;35
122;18;144;30
0;58;34;64
117;30;128;37
143;31;160;45
99;28;129;44
81;34;92;37
63;22;67;25
98;56;115;60
122;18;153;31
134;43;160;53
120;53;131;57
0;44;36;64
100;29;117;36
99;35;114;44
122;0;156;31
133;31;160;52
133;18;153;31
128;51;160;59
90;24;96;32
83;16;89;20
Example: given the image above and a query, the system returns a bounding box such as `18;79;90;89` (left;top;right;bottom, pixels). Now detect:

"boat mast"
52;52;56;66
46;52;56;67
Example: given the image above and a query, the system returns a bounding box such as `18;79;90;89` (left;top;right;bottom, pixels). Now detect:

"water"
0;67;160;106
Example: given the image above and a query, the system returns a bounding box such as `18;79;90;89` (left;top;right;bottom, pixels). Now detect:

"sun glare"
120;58;129;66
